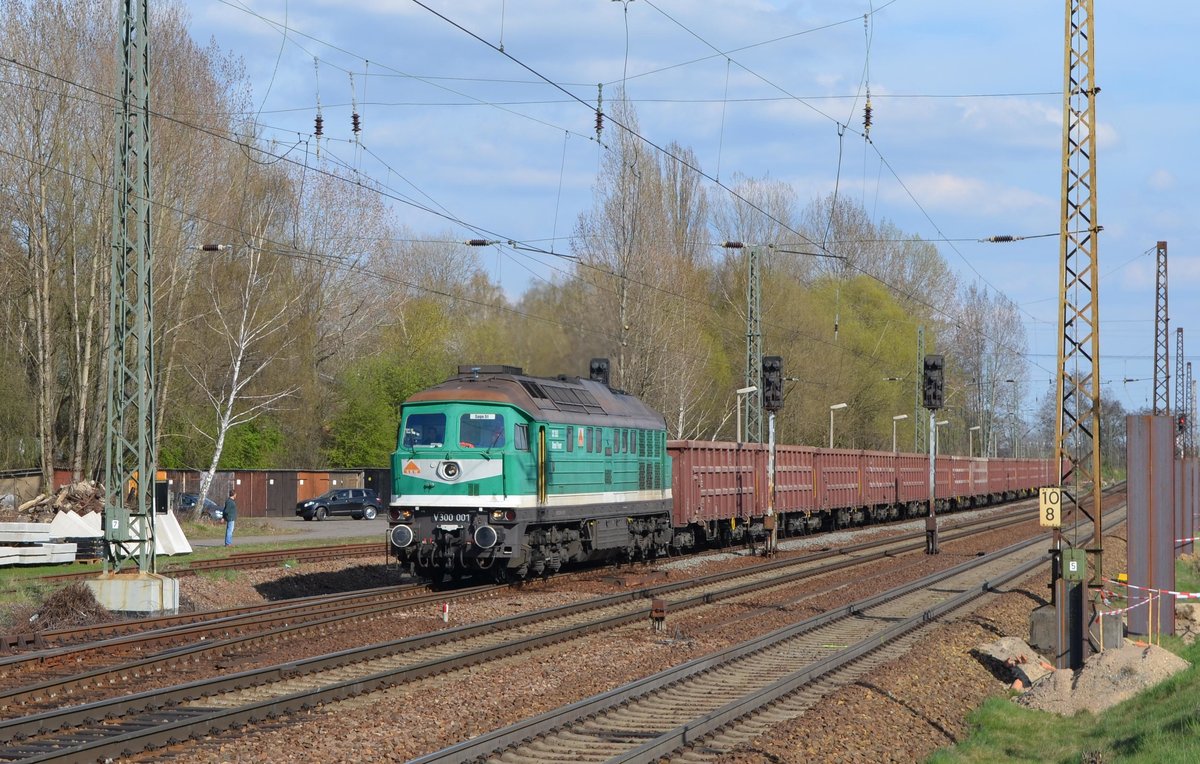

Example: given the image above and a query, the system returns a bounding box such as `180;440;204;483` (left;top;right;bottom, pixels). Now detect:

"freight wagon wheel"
315;506;328;521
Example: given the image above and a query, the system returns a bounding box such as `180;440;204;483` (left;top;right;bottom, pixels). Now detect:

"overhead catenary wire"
2;42;1057;388
4;7;1056;386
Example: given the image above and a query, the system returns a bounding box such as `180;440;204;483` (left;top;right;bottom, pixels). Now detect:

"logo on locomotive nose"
403;461;421;476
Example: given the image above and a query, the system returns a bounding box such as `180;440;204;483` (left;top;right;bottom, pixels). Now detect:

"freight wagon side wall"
774;444;817;514
668;440;764;526
897;454;928;503
862;451;896;507
818;449;861;511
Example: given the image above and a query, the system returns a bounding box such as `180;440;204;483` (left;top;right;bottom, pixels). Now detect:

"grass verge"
932;556;1200;763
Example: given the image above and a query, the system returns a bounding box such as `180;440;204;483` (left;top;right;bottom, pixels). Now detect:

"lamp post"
736;386;758;443
892;414;909;452
829;403;848;448
968;425;981;457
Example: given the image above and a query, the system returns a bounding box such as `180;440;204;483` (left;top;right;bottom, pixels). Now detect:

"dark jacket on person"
223;496;238;522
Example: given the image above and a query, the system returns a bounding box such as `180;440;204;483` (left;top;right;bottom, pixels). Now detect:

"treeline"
2;1;1076;488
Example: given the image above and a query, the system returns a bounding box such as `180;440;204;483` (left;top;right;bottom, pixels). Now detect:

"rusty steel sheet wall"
668;440;764;525
861;451;897;507
817;449;862;510
1127;415;1175;637
773;444;817;514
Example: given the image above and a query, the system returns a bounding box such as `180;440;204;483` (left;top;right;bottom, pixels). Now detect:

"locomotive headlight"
437;461;462;481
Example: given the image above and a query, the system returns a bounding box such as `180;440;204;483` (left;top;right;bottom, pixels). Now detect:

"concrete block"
85;572;179;615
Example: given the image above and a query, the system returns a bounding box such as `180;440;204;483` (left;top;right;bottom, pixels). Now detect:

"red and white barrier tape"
1097;592;1158;617
1108;578;1200;600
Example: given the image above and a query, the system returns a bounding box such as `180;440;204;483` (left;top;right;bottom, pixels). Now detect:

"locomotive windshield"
458;412;506;449
402;412;446;448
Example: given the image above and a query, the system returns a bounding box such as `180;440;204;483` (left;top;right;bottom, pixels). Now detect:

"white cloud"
886;173;1052;218
1147;169;1175;192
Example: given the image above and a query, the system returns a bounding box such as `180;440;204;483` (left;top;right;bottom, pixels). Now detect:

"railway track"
25;541;386;586
413;503;1127;764
0;502;1054;762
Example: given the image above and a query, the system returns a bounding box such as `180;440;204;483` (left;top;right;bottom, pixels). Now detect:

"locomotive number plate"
433;513;471;524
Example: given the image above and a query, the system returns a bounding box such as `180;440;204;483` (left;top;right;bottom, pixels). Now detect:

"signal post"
922;354;944;554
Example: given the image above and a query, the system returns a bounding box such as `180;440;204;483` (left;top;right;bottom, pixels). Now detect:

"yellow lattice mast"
1053;0;1104;670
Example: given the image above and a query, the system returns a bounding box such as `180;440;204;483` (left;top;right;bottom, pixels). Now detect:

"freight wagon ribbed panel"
667;440;765;524
818;449;861;510
897;454;928;503
862;451;896;506
774;444;817;514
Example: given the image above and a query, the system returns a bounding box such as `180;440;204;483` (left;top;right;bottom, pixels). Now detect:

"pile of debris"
5;582;114;634
0;480;106;523
976;635;1191;716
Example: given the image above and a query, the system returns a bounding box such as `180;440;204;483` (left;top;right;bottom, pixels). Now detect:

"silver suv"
295;488;381;521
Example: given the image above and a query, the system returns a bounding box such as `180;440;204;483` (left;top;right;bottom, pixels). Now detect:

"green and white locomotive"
387;363;673;581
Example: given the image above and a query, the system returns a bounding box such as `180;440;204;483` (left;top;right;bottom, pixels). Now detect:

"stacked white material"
79;511;103;534
49;510;104;538
156;511;192;555
117;512;192;556
0;541;77;565
0;523;51;544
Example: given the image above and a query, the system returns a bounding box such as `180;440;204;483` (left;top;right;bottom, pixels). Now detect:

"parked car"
179;493;223;521
296;488;380;521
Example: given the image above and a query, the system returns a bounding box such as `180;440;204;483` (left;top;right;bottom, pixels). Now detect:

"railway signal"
762;356;783;412
922;354;945;410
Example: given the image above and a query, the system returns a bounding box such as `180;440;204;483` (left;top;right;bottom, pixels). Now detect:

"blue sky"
182;1;1200;413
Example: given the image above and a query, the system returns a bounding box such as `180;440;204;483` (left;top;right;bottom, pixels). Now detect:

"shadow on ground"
255;564;408;600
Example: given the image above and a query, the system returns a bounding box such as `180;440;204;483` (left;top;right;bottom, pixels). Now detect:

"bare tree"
189;233;302;512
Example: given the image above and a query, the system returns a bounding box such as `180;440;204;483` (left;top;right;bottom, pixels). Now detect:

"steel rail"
0;502;1061;761
412;502;1126;764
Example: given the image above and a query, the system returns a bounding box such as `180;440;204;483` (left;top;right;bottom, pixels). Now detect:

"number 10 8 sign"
1039;487;1062;527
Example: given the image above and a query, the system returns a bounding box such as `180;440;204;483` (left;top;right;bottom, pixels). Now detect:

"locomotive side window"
403;413;446;448
459;413;506;449
566;426;574;452
514;424;529;451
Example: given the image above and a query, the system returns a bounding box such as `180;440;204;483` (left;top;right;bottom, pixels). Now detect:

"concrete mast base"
85;571;179;615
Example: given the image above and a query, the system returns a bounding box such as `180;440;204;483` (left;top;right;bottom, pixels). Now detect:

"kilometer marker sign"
1039;487;1062;527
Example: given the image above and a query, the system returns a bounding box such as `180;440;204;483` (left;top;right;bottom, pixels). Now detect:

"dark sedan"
295;488;381;521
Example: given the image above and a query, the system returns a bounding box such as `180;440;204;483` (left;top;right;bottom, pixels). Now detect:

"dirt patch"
1017;642;1191;716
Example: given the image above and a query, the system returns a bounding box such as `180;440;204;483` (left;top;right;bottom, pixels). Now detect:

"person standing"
223;489;238;546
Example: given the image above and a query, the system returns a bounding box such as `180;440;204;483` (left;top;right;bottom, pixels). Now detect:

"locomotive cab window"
459;413;506;449
402;412;446;448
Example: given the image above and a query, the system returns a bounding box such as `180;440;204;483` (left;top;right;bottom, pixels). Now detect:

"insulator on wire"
315;113;324;138
863;98;872;137
466;239;491;247
352;113;361;134
595;83;603;140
